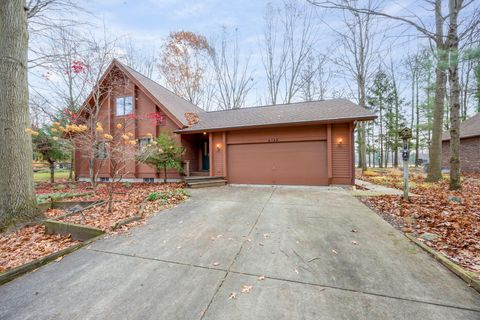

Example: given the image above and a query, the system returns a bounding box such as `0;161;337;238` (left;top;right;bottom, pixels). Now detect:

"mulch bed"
43;182;188;232
1;182;189;273
359;169;480;272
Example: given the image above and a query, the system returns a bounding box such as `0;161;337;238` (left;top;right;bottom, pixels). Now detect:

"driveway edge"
405;233;480;293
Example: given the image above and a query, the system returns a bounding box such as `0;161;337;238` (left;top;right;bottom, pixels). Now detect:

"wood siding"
212;132;224;176
75;69;184;181
331;123;352;184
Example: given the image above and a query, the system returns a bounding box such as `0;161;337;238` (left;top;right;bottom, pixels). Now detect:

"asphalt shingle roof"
177;99;376;132
118;62;205;126
442;113;480;141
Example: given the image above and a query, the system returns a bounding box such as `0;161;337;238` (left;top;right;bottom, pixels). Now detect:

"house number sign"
267;138;279;142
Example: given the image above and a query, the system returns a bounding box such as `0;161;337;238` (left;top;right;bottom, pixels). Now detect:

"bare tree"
159;31;213;109
210;28;254;110
405;51;423;166
299;54;331;101
314;0;382;172
309;0;479;183
446;0;478;190
262;2;288;105
262;0;319;104
120;39;157;79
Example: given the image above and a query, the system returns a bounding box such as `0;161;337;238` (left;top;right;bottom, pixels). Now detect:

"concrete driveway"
1;186;479;319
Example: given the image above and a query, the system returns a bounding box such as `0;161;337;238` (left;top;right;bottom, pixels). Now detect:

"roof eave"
443;133;480;141
175;115;376;134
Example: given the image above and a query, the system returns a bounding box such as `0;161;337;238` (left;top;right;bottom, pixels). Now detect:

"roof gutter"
175;115;377;134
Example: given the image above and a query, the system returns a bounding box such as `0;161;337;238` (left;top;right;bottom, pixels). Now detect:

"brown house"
75;60;375;186
442;113;480;173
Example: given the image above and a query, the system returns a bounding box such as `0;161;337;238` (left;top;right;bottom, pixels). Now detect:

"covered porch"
180;131;227;187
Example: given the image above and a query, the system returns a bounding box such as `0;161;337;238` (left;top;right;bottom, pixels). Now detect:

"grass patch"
36;192;91;204
147;189;189;204
33;169;70;182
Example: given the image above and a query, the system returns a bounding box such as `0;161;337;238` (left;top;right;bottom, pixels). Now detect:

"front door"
201;140;209;171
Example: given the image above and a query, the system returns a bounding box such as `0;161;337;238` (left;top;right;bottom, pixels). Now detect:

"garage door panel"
227;141;328;186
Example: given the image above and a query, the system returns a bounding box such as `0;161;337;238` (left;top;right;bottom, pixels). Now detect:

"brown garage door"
227;141;328;185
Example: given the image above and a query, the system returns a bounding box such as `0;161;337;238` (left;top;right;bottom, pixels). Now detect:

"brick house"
75;60;376;186
442;113;480;172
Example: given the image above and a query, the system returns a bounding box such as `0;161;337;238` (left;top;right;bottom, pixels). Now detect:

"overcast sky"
31;0;448;111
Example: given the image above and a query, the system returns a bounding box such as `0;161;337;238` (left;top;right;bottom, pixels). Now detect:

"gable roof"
176;99;376;133
442;113;480;141
113;61;204;127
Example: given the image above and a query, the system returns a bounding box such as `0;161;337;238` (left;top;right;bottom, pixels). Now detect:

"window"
99;177;109;182
116;96;133;116
95;142;108;159
143;178;154;183
138;137;152;150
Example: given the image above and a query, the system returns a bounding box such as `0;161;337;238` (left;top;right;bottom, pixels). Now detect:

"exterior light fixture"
337;138;343;145
216;143;222;151
203;132;207;135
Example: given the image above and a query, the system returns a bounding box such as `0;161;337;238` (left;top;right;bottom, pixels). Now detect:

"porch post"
327;124;332;184
209;132;213;176
222;131;227;178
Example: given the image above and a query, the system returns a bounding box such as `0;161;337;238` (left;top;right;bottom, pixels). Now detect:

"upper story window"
116;96;133;116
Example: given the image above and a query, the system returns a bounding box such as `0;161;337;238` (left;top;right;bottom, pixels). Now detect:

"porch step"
187;179;227;188
185;176;227;188
190;171;210;177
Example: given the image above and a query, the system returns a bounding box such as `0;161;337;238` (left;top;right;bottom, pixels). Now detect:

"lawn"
33;169;70;182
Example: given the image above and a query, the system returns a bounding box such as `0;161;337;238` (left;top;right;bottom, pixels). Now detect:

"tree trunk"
448;0;462;190
426;0;446;182
379;105;384;168
393;78;400;168
68;149;74;181
0;0;37;229
89;158;96;189
163;166;167;184
358;82;367;172
415;73;420;167
49;160;55;183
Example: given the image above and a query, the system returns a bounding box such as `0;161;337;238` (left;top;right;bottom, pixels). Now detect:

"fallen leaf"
241;285;253;293
212;262;220;266
351;229;358;233
294;268;299;274
332;249;338;254
257;275;265;281
351;240;358;245
54;256;63;262
228;292;237;300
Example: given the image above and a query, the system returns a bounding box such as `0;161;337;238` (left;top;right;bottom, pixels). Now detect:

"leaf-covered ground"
1;182;188;273
359;169;480;272
0;225;80;273
45;183;189;232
